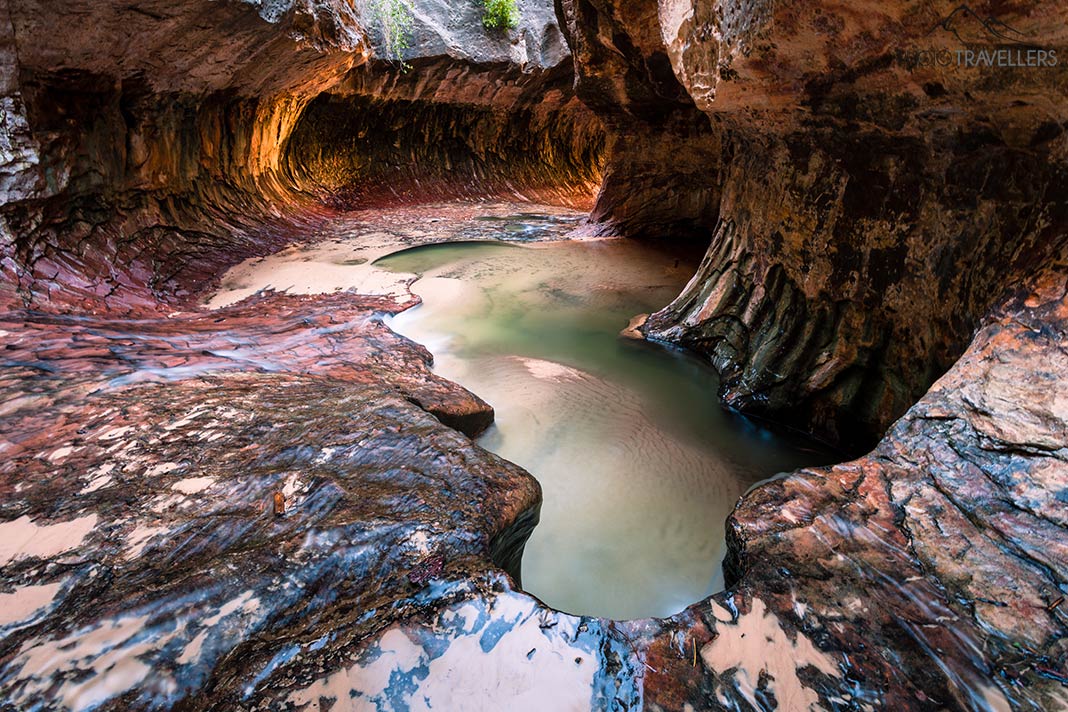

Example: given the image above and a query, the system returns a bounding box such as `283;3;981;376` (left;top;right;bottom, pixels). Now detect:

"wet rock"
407;554;446;586
0;0;602;314
0;0;368;312
619;313;647;340
0;287;539;708
699;272;1068;710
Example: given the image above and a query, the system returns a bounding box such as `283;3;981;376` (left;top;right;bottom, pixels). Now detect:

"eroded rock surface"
0;270;535;708
702;272;1068;711
560;0;1068;447
0;0;603;313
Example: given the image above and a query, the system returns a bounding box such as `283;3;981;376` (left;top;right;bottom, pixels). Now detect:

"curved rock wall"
285;0;607;209
0;0;372;311
0;5;586;708
560;0;1068;447
645;130;1068;446
2;0;1068;710
0;0;603;313
285;61;605;209
689;268;1068;711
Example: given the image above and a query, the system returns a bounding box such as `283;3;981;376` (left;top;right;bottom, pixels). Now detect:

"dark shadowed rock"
559;0;1068;448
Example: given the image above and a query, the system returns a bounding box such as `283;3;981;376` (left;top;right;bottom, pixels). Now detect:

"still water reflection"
377;236;833;620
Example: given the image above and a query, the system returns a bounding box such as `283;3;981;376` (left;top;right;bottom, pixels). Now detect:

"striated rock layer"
0;286;539;709
0;0;367;311
286;62;604;209
0;0;604;313
560;0;1068;447
711;270;1068;710
3;213;1066;710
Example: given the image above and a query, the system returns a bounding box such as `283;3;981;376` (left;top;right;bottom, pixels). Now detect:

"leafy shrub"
482;0;518;30
367;0;414;62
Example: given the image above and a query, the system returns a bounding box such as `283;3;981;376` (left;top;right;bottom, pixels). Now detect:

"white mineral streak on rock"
80;462;117;494
405;530;432;555
10;614;169;710
98;425;134;441
312;447;336;465
287;593;596;711
8;589;262;709
176;631;210;666
177;591;260;666
282;472;305;497
171;477;216;494
0;581;64;626
145;462;181;477
0;514;98;566
47;445;75;462
166;406;208;431
150;494;185;513
206;591;261;625
701;597;841;711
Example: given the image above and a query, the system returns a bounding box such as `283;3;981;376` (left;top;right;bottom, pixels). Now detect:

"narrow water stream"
375;230;834;620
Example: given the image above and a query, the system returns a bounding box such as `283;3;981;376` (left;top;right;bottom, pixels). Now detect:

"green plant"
367;0;414;63
482;0;518;30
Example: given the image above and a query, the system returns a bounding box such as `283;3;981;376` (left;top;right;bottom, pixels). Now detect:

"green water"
378;236;833;620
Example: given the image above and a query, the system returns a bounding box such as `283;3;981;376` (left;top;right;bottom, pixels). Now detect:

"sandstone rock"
704;271;1068;710
1;0;1067;709
363;0;568;70
559;0;1068;447
0;0;601;314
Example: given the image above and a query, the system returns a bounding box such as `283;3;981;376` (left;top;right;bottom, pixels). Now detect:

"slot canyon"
1;0;1067;709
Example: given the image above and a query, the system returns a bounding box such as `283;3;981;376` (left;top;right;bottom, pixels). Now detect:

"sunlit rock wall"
285;0;605;209
0;0;604;312
285;70;604;209
0;0;369;311
0;1;1066;710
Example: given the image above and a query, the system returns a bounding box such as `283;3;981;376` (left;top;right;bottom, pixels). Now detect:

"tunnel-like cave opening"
283;83;607;210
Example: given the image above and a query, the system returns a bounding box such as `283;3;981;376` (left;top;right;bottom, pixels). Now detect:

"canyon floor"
1;202;1066;711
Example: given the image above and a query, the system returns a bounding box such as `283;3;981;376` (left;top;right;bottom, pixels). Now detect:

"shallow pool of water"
377;237;834;620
